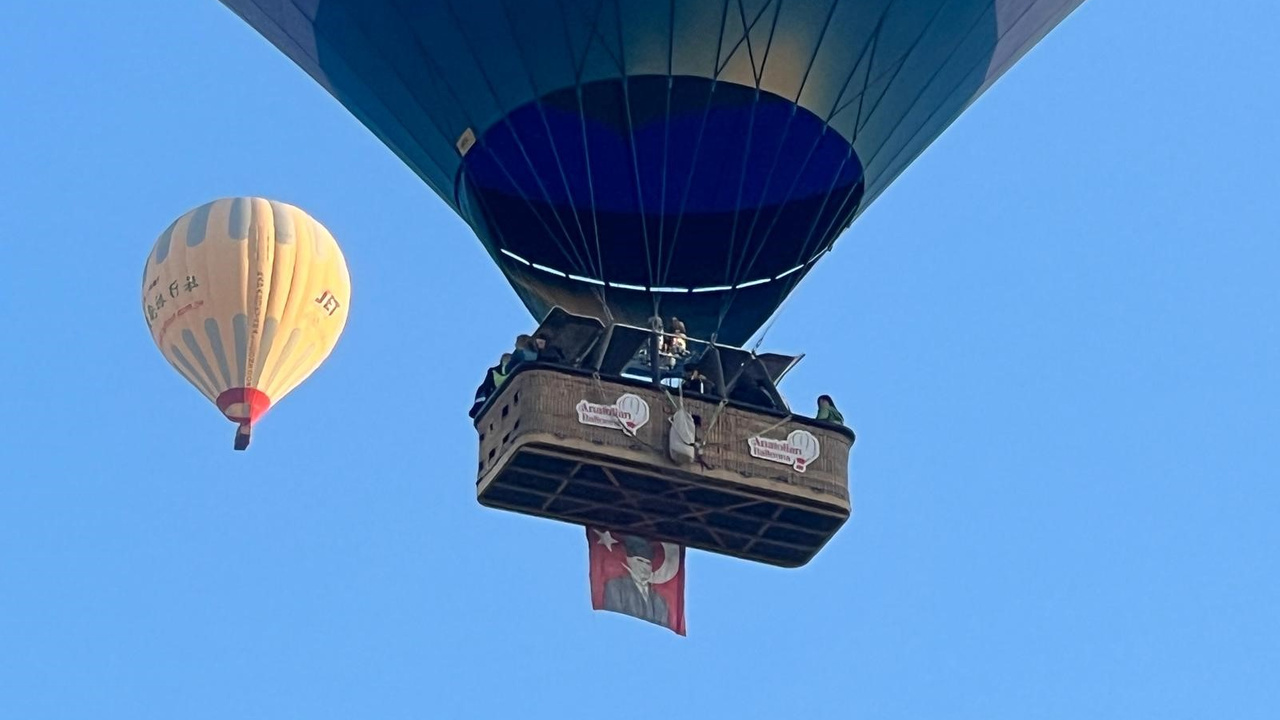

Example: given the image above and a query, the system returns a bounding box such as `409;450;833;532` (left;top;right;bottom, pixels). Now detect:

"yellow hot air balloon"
141;197;351;449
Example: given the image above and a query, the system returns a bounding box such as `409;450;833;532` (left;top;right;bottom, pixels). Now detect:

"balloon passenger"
470;329;567;420
663;317;689;367
666;317;687;354
510;335;538;368
682;366;712;395
470;353;514;419
494;354;512;388
816;395;844;425
533;334;565;364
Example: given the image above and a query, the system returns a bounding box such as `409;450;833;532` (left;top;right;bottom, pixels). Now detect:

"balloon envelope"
218;0;1082;343
141;197;351;434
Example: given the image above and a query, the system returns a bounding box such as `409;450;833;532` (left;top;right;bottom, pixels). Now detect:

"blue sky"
2;1;1277;718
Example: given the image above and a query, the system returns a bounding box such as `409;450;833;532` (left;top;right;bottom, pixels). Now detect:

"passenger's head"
817;394;834;408
534;335;547;350
515;334;532;349
501;353;512;364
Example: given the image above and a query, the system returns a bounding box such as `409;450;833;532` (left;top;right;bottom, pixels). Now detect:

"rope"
660;384;683;414
699;411;795;451
700;348;754;437
654;0;732;290
589;371;666;452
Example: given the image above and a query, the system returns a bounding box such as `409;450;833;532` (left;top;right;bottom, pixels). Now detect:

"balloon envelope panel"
218;0;1083;343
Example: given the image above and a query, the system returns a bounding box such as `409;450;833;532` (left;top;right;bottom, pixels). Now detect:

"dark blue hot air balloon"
217;0;1085;345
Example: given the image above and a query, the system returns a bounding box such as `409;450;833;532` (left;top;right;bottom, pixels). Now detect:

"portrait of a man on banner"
587;528;686;635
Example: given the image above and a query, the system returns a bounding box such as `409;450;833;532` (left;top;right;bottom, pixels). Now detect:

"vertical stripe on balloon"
227;197;252;241
233;313;249;385
165;356;210;400
186;201;213;247
204;318;233;388
256;317;279;385
275;343;317;400
170;345;215;399
263;328;302;392
154;221;177;264
183;329;222;395
311;220;330;260
268;201;296;244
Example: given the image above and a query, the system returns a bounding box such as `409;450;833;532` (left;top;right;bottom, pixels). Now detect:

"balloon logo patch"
576;394;651;435
748;429;822;473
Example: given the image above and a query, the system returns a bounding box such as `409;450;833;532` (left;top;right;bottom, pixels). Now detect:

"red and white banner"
587;527;686;635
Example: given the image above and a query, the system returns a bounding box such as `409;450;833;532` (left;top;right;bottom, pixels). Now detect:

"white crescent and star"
650;542;681;584
593;529;681;585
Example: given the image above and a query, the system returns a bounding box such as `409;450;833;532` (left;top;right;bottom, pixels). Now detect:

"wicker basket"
474;365;854;567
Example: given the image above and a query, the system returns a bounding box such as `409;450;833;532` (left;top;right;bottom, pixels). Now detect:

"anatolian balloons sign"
576;394;651;435
749;429;822;473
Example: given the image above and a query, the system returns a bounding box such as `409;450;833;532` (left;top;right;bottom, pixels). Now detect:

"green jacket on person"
816;402;844;425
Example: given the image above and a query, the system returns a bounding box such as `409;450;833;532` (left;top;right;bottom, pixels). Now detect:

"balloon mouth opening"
216;388;272;424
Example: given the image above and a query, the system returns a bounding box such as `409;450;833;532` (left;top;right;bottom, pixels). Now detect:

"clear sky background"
2;1;1277;718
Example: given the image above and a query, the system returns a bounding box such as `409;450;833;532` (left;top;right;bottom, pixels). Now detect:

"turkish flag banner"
587;527;686;636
